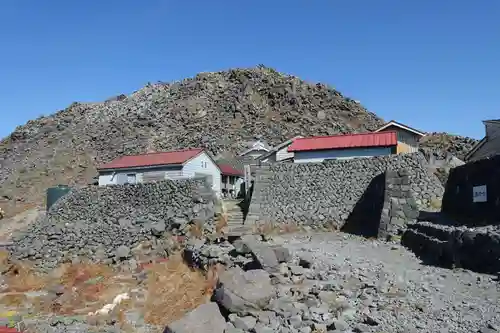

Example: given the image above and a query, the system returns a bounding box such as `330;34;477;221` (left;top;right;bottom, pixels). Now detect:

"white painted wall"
183;152;221;195
98;166;181;186
98;152;221;195
276;145;295;161
294;147;393;163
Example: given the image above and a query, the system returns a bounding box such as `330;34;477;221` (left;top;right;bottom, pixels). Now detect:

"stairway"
223;199;252;236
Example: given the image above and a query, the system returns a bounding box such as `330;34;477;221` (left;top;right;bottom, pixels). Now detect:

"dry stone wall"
9;179;218;270
402;222;500;274
247;153;443;230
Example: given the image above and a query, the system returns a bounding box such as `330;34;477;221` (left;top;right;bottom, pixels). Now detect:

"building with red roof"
287;131;398;163
218;163;244;198
97;148;222;195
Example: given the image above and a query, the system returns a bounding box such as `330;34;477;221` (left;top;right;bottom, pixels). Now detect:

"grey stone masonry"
402;221;500;274
9;178;218;270
378;169;419;239
247;153;443;229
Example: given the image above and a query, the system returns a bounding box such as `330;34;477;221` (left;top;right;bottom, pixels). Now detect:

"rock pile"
169;232;500;333
8;179;218;270
248;153;443;228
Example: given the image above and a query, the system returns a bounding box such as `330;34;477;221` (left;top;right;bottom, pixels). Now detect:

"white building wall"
276;145;294;161
183;152;221;195
294;147;393;164
98;173;115;186
98;166;181;186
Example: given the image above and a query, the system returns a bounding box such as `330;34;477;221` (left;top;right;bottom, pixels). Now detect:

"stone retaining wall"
402;222;500;274
247;153;443;229
442;154;500;226
9;179;218;270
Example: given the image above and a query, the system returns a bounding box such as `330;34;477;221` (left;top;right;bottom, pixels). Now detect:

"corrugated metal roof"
218;164;244;176
288;131;397;152
98;148;204;170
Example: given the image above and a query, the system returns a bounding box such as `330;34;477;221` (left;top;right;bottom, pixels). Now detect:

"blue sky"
0;1;498;139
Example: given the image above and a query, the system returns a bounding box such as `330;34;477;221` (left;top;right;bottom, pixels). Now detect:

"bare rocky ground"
277;233;500;333
174;231;500;333
1;229;498;333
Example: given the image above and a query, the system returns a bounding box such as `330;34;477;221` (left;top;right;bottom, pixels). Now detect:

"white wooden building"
97;148;222;195
257;136;303;163
238;140;271;160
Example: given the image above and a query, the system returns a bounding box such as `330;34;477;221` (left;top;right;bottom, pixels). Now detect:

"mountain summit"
0;66;475;216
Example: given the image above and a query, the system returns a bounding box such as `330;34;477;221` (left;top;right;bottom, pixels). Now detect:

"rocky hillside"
0;66;475;217
419;132;478;161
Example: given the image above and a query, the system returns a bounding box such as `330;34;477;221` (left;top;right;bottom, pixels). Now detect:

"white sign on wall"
473;185;487;203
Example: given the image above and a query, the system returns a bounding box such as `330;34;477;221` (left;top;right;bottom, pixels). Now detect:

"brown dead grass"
59;261;113;287
0;293;28;307
2;261;47;292
143;253;223;326
189;220;204;239
215;213;228;236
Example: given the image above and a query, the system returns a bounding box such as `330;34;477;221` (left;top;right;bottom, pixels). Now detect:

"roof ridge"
295;131;396;141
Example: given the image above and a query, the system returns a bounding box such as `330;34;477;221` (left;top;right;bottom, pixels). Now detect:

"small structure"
257;136;303;164
218;164;244;198
97;148;222;195
288;132;397;163
465;119;500;162
374;120;425;154
238;140;271;160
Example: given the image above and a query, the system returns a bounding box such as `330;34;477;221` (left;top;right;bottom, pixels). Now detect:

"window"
201;161;208;168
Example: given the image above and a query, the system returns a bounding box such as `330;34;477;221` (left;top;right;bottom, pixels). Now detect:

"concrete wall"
247;153;443;228
294;146;393;163
442;154;500;226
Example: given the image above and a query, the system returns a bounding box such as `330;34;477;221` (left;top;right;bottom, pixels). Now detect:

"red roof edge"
288;131;397;152
98;148;204;170
218;164;244;176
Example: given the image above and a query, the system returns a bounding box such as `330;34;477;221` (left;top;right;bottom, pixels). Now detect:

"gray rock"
115;245;130;259
241;235;279;272
225;328;244;333
165;302;226;333
272;245;292;263
215;266;276;314
232;316;257;331
151;221;166;237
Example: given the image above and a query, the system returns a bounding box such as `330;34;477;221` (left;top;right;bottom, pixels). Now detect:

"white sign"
473;185;487;203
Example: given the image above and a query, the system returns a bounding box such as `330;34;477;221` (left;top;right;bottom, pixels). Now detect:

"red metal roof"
288;131;397;152
98;148;204;170
218;164;244;176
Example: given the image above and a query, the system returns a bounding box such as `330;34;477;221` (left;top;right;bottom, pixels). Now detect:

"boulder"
240;235;279;272
164;302;226;333
215;266;276;314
